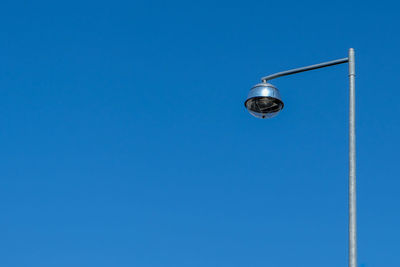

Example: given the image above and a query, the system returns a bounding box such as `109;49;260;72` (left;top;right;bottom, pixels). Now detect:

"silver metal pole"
252;49;358;266
348;48;357;267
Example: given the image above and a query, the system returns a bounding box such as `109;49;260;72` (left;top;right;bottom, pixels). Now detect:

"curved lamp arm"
261;57;349;82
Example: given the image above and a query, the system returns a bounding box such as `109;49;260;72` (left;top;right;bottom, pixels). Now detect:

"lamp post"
245;48;356;267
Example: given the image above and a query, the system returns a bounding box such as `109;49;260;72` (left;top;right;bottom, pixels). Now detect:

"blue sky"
1;0;399;266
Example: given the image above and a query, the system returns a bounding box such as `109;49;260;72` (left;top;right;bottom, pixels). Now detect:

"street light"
244;83;284;119
245;48;357;267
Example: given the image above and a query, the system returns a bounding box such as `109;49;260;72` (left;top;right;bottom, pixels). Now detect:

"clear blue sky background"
1;1;399;266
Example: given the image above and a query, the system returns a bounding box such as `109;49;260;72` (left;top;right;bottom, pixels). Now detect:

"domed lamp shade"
244;83;284;119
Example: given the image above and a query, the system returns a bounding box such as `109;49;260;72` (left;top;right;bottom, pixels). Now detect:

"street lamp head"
244;83;284;119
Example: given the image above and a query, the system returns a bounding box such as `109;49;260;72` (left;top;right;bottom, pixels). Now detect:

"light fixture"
244;83;283;119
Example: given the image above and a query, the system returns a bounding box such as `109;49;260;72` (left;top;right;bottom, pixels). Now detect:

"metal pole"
252;49;358;266
348;48;357;267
